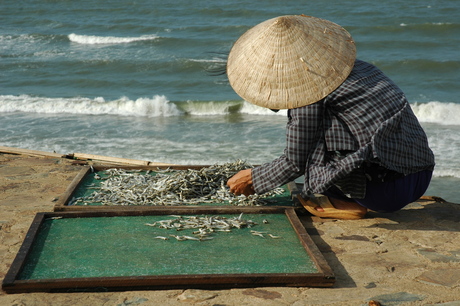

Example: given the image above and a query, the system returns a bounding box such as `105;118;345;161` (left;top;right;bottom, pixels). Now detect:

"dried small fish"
46;216;63;220
169;235;187;241
145;214;261;242
72;160;286;207
153;236;169;240
181;235;200;241
251;230;266;238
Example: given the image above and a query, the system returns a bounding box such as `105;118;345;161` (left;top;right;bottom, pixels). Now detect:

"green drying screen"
70;170;294;207
19;213;318;280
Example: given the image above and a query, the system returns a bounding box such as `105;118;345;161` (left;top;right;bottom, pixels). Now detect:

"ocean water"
1;0;459;202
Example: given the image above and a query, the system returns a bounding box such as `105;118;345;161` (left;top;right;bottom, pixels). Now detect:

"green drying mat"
2;208;334;293
54;165;298;211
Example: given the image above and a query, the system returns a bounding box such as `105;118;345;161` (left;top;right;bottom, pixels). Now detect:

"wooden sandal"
297;194;366;220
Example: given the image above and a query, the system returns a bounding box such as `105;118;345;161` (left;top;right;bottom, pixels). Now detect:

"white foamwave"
178;101;241;115
0;95;181;117
411;102;460;125
433;169;460;178
189;57;227;63
2;96;457;123
424;122;460;178
176;100;288;116
240;101;288;116
68;33;158;44
400;22;452;27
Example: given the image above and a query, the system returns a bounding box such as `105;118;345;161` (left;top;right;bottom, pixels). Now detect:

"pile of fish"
70;160;285;206
145;213;281;241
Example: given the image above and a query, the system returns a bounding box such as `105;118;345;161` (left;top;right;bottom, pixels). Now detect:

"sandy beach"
0;150;459;305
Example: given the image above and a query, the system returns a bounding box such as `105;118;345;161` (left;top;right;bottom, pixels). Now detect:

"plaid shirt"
252;60;435;198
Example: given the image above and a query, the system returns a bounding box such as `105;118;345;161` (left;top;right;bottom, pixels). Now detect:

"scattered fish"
46;216;63;220
251;230;266;238
169;235;187;241
153;236;169;240
144;214;281;242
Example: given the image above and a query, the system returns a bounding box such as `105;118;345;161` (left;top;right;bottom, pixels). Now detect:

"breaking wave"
68;33;159;44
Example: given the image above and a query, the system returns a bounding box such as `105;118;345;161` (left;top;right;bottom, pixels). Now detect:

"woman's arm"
245;102;325;194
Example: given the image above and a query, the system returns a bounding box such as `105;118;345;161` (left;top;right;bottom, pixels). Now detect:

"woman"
226;15;435;219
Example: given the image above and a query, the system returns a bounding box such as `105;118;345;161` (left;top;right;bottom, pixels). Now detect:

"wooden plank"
54;206;288;216
53;166;92;210
0;146;174;167
70;153;175;166
92;164;208;171
2;213;47;289
0;146;64;158
285;209;335;280
5;273;334;293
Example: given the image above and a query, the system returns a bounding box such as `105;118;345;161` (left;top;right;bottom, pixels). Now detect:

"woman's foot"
297;194;367;220
316;197;368;215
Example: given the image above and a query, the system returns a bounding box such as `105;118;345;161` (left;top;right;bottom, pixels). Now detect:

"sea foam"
0;95;181;117
411;101;460;126
68;33;158;44
1;95;458;123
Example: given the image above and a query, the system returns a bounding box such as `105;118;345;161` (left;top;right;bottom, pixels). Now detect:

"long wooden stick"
0;146;174;166
71;153;175;166
0;146;64;158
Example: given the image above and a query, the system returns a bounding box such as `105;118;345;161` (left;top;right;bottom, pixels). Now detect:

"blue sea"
1;0;459;202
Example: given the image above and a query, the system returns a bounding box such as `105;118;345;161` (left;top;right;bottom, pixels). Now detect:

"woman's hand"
227;169;255;196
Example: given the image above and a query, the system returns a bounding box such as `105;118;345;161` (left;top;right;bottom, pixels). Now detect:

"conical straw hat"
227;15;356;109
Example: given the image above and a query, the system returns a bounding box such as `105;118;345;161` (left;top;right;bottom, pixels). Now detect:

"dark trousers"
324;170;433;213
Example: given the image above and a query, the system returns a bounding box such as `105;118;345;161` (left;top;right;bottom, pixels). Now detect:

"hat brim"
227;15;356;109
